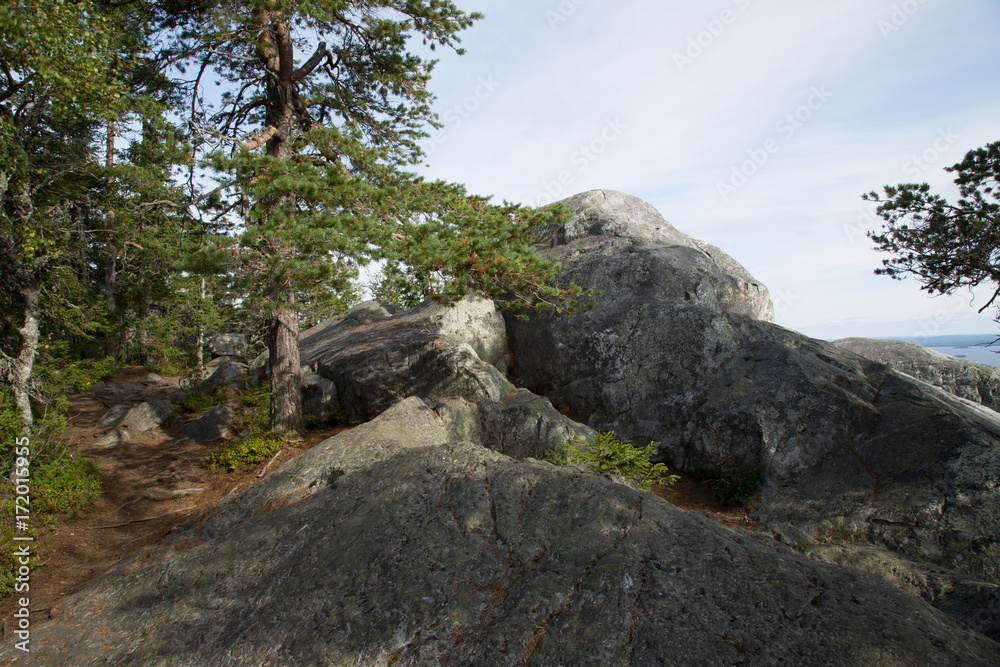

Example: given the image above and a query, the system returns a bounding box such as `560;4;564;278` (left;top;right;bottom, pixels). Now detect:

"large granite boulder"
550;190;774;322
834;337;1000;412
298;294;592;461
207;333;248;358
6;397;997;666
505;191;1000;588
96;400;175;432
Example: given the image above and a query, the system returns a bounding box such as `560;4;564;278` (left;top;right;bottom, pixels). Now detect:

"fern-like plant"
546;432;679;491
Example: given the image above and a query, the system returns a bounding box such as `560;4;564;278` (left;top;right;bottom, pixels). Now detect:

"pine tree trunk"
12;279;41;436
104;120;119;359
258;8;303;433
268;291;302;434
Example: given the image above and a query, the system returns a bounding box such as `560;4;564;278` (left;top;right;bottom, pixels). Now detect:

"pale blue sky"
411;0;1000;340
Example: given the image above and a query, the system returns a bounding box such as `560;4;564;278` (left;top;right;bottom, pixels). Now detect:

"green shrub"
31;456;103;522
691;467;760;508
207;433;285;471
180;384;231;412
236;381;271;433
546;432;679;491
155;346;195;377
206;380;287;471
0;452;101;597
34;338;115;392
303;408;360;430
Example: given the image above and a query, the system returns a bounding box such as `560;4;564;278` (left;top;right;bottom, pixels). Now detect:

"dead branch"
242;125;278;150
94;505;199;529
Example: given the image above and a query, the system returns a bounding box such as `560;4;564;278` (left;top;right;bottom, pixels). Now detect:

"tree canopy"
1;0;586;437
865;140;1000;320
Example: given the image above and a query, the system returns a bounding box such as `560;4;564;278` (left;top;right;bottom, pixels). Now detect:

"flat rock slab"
96;400;175;432
93;428;131;449
5;398;998;666
174;403;233;445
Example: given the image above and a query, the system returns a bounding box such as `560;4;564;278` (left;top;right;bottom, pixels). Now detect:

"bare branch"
242;125;278;150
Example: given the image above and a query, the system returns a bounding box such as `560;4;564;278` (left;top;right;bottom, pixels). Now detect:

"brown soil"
0;367;345;629
652;475;759;529
1;367;754;630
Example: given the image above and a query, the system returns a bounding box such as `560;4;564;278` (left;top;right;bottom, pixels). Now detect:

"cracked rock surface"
834;336;1000;411
505;190;1000;589
4;397;998;666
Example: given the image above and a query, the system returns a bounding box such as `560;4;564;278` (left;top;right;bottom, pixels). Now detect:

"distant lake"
890;334;1000;367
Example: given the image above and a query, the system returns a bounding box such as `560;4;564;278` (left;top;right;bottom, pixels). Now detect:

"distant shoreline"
880;334;1000;367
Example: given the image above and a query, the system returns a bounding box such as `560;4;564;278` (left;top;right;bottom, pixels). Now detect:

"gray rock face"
300;369;339;417
7;397;997;666
249;299;399;379
552;190;774;322
174;403;234;445
140;372;163;385
96;400;175;432
207;333;248;358
505;192;1000;586
805;542;1000;642
94;428;131;449
297;295;588;461
194;360;244;393
835;337;1000;411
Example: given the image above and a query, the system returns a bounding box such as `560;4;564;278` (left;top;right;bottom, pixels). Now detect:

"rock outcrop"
296;295;592;461
505;190;1000;589
803;542;1000;642
207;333;248;358
6;397;997;666
550;189;775;322
834;337;1000;411
173;403;234;445
96;400;175;432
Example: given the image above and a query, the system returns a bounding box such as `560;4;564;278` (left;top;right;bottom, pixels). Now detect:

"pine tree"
865;140;1000;321
161;1;584;433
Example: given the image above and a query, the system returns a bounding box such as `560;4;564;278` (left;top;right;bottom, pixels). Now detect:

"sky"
406;0;1000;341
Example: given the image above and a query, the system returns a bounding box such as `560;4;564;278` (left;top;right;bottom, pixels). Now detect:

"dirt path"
0;367;343;627
1;367;752;629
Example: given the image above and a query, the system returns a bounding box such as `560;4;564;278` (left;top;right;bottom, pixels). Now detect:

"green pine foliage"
546;432;680;491
865;140;1000;322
